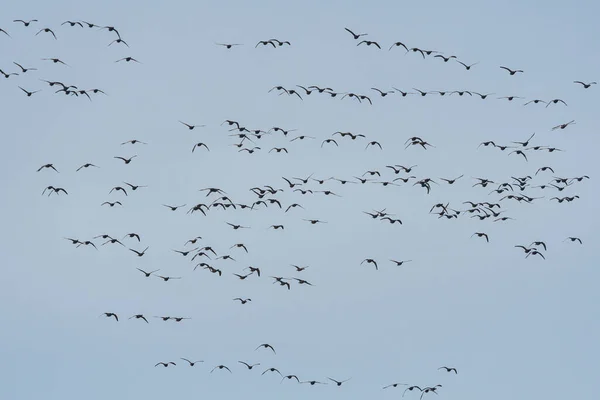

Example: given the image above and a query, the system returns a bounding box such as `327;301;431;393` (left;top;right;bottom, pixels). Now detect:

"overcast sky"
1;1;598;399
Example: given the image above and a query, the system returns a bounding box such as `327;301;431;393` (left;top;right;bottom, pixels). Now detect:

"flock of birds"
5;15;593;397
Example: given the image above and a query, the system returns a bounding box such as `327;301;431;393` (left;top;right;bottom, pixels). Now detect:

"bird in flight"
180;358;203;366
438;366;458;374
574;81;596;88
499;66;523;75
344;27;367;39
255;343;276;354
36;28;57;39
216;42;242;48
13;19;38;27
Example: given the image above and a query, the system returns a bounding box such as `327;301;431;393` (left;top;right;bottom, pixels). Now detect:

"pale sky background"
1;1;599;399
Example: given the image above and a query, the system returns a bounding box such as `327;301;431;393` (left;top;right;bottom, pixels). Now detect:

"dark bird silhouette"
456;60;479;70
0;68;18;79
239;361;260;369
390;259;412;266
101;201;122;207
42;58;69;66
256;40;276;48
163;204;186;211
13;19;38;27
115;57;140;63
471;232;489;242
13;62;37;73
438;366;458;374
136;268;159;277
440;175;463;184
61;21;83;27
262;367;283;376
564;237;583;244
129;246;149;257
192;142;210;152
365;141;383;150
344;28;367;39
211;365;232;373
551;120;575;131
390;41;409;51
100;312;118;321
179;120;205;130
434;55;456;62
114;155;137;164
108;38;129;47
181;358;203;366
255;343;276;354
129;314;149;323
361;258;378;270
155;362;176;367
216;43;243;48
546;98;567;107
500;66;523;75
36;28;57;39
234;298;251;304
357;40;381;49
37;163;59;172
328;377;351;386
574;81;596;88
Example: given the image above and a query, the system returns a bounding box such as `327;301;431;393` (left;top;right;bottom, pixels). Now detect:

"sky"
1;0;599;399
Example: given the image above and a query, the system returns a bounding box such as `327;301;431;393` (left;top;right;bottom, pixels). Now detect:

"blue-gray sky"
1;1;599;399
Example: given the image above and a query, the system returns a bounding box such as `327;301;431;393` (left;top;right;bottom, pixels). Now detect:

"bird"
438;366;458;374
256;40;276;48
41;58;69;66
37;163;59;172
13;62;37;73
136;268;159;277
129;314;149;323
262;367;283;376
390;259;412;266
163;204;186;211
155;362;176;367
121;139;146;145
344;28;367;39
61;21;83;27
564;237;583;244
471;232;489;242
115;57;140;63
211;365;232;373
255;343;276;354
239;361;260;369
546;98;568;107
114;155;137;164
328;377;351;386
456;60;479;70
192;142;210;152
440;175;464;184
233;298;251;304
179;120;204;130
100;312;118;321
216;43;243;48
129;247;149;257
361;258;378;270
574;81;596;88
500;66;523;75
357;40;381;49
35;28;57;39
13;19;38;26
108;38;129;47
180;358;203;366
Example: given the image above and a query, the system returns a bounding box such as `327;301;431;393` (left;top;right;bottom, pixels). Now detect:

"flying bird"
344;28;367;39
500;66;523;75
